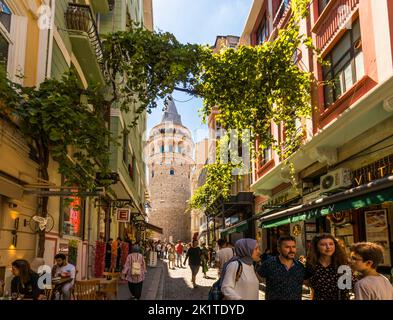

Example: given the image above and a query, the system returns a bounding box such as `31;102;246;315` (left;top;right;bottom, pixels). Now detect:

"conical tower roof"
161;96;182;125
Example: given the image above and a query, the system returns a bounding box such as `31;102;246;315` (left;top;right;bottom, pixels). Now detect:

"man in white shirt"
52;253;76;300
215;239;234;276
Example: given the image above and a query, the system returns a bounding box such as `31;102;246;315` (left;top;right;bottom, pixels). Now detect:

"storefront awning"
260;175;393;228
221;220;249;237
145;222;163;234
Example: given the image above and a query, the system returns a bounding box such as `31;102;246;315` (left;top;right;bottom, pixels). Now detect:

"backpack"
208;260;243;300
131;254;142;276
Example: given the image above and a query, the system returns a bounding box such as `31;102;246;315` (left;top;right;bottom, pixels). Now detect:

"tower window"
170;169;175;175
152;171;154;178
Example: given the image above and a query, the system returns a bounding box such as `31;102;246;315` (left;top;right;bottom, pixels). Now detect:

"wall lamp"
8;202;18;209
11;230;17;247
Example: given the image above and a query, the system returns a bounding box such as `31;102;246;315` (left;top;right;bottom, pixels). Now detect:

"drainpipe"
86;196;94;279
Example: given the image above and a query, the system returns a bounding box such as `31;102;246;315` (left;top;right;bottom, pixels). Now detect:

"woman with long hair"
11;259;45;300
306;233;353;300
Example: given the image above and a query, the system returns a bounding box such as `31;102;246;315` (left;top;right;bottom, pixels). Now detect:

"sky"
148;0;253;144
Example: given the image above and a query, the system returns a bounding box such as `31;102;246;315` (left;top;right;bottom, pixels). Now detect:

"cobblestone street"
162;258;268;300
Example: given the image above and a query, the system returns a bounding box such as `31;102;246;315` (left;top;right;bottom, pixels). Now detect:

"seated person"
52;253;76;300
11;259;45;300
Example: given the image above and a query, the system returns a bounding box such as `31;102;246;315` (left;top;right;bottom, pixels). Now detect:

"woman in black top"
306;234;354;300
183;240;202;288
11;259;45;300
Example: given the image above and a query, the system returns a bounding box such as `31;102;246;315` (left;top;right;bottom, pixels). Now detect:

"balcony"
273;0;292;30
312;0;360;52
90;0;115;13
65;3;105;85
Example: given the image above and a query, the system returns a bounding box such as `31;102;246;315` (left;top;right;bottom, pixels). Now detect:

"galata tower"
146;97;194;243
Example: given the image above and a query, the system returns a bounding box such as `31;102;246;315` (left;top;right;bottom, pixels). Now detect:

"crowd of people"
2;233;392;301
214;234;393;300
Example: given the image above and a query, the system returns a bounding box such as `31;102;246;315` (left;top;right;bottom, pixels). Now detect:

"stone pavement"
116;257;311;300
117;260;165;300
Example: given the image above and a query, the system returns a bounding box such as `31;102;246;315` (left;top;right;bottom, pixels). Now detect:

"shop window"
0;0;11;67
0;1;11;32
169;144;173;152
256;15;269;45
323;19;363;107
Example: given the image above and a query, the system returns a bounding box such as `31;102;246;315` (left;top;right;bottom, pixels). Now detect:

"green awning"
221;220;249;237
261;186;393;229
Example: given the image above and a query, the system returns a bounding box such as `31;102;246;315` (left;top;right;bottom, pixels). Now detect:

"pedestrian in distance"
183;240;202;288
305;233;354;300
175;240;184;268
350;242;393;300
257;235;308;300
201;243;210;279
215;238;234;277
122;245;146;300
168;244;176;269
220;238;261;300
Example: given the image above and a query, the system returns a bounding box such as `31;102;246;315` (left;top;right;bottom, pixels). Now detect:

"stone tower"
146;97;194;243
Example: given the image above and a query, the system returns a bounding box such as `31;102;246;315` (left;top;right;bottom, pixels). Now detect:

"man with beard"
257;236;307;300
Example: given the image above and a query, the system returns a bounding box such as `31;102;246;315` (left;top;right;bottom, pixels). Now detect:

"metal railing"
65;3;104;70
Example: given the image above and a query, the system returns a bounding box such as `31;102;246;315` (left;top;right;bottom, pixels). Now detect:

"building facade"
0;0;153;288
242;0;393;277
147;97;194;243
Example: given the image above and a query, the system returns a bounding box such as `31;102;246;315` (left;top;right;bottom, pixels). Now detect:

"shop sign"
353;154;393;186
364;209;391;266
59;243;69;254
116;208;131;222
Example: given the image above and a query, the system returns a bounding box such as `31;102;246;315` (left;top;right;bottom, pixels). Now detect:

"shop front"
260;174;393;279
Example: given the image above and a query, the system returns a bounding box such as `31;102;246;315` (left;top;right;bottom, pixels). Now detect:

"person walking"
122;245;146;300
183;240;202;288
305;233;353;300
220;238;261;300
350;242;393;300
257;235;307;300
175;240;184;268
215;239;235;276
201;243;210;278
168;244;176;269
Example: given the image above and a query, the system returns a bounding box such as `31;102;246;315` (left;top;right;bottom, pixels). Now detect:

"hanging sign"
116;208;131;222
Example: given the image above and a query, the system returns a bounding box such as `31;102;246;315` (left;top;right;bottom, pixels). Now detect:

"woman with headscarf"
221;238;261;300
122;245;146;300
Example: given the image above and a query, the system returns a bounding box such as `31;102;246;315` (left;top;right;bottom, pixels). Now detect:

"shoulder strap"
235;260;243;282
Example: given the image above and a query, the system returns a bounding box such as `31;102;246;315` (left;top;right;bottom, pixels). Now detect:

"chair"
74;280;100;300
100;272;120;300
44;287;54;300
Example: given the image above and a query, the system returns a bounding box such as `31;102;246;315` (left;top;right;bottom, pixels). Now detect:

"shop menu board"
365;209;391;267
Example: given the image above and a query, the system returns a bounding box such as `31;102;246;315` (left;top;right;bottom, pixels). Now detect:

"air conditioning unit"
320;168;352;194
